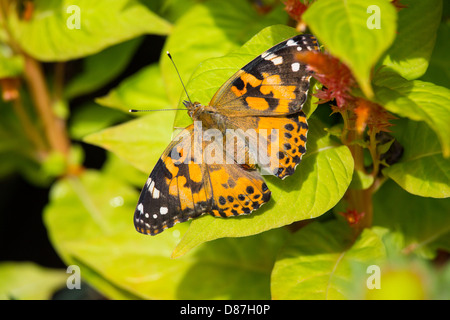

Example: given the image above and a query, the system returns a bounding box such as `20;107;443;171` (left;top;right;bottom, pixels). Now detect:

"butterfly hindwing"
134;125;272;235
221;110;308;180
207;163;271;217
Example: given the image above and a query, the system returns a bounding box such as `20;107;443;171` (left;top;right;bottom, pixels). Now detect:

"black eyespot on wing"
219;196;226;205
285;123;294;131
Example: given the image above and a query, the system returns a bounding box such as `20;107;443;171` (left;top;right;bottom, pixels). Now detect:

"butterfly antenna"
166;51;193;105
129;108;185;113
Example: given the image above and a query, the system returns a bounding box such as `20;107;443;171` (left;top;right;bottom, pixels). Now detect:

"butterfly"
134;34;319;235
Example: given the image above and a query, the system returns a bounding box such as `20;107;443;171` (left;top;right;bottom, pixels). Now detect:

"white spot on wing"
271;56;283;65
297;46;303;51
160;207;168;215
153;188;160;199
286;39;297;46
148;180;155;192
153;214;158;219
291;62;300;72
137;203;144;214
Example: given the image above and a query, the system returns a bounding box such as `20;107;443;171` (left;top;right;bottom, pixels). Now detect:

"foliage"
0;0;449;300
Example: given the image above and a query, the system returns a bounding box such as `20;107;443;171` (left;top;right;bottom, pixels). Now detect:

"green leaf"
420;20;450;88
44;170;144;299
271;221;386;299
172;118;354;258
373;179;450;258
349;169;374;190
102;153;147;188
96;63;171;112
0;262;67;300
8;0;171;61
44;170;288;299
83;111;175;173
382;119;450;198
0;43;23;78
143;0;200;23
373;71;450;158
65;37;143;99
303;0;397;97
69;102;130;140
161;0;287;107
381;0;443;80
377;137;395;155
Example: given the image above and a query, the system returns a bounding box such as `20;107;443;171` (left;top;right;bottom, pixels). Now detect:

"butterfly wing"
135;34;318;234
209;34;319;116
134;125;271;235
206;163;271;218
206;34;316;179
134;125;210;235
227;110;308;180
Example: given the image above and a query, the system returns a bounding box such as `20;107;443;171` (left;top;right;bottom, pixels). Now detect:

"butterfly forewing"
210;34;319;116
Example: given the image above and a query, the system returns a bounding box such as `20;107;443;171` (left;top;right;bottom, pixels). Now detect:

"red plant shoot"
296;51;356;109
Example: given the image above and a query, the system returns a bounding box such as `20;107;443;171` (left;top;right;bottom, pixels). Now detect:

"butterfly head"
183;100;204;119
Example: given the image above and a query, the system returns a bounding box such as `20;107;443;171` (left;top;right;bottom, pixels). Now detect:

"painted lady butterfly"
135;34;319;235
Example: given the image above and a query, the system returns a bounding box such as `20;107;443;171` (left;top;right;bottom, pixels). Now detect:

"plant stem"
12;94;48;155
340;109;349;145
23;54;70;158
368;128;380;178
53;62;65;103
345;117;373;233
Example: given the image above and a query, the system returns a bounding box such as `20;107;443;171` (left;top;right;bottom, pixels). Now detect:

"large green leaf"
271;221;386;299
373;72;450;158
0;262;67;300
303;0;397;97
161;0;288;107
64;37;143;99
382;119;450;198
373;179;450;258
44;170;288;299
172;118;354;257
96;63;171;112
381;0;442;80
69;103;130;140
83;111;175;173
8;0;171;61
420;20;450;88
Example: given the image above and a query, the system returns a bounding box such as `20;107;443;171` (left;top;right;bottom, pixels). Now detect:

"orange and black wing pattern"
210;34;319;116
134;125;271;235
134;34;319;235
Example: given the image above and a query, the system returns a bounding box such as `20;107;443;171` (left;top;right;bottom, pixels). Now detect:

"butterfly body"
135;34;319;235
